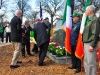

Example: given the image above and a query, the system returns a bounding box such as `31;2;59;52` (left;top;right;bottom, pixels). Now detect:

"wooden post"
40;0;42;5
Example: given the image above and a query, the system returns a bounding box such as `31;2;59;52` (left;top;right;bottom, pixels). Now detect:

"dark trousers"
32;44;38;53
71;45;81;70
0;32;4;42
6;32;11;42
21;40;31;56
38;41;49;65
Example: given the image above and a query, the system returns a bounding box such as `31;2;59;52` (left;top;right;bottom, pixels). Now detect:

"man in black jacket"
33;19;49;66
10;10;24;68
44;17;51;39
21;20;33;58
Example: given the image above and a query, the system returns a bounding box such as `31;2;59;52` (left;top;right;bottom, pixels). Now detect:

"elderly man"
21;20;33;58
83;5;100;75
68;12;81;73
10;10;25;68
44;17;51;39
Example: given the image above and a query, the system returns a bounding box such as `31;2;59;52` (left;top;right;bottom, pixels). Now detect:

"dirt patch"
0;43;99;75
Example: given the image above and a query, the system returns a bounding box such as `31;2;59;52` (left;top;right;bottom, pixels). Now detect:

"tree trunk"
71;0;74;14
51;14;54;28
1;17;3;25
21;11;23;22
21;0;23;22
0;16;3;25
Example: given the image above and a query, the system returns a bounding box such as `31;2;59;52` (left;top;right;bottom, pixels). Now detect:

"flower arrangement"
56;47;66;57
48;41;66;57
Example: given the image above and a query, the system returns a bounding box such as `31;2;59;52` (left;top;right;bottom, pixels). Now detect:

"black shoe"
10;65;20;68
38;63;45;66
75;69;81;73
38;62;44;66
28;54;34;56
38;64;45;66
68;66;76;69
17;61;22;63
22;56;26;58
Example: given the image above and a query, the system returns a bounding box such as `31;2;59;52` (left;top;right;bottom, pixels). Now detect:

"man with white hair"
10;10;25;68
83;5;100;75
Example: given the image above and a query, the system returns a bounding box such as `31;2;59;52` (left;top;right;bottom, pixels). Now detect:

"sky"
0;0;42;23
0;0;100;23
27;0;50;23
29;0;37;9
0;0;59;23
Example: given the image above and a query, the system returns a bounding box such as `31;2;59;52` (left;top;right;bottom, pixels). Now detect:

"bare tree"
0;0;6;9
75;0;100;13
36;0;64;28
0;0;8;24
0;0;3;9
26;10;39;24
92;0;100;11
11;0;32;21
36;0;100;27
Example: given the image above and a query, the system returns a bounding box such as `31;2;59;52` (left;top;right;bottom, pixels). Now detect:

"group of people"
9;9;51;69
1;4;99;75
0;23;11;43
68;5;100;75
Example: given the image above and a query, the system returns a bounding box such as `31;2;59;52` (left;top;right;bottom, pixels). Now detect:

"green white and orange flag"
62;0;72;53
75;0;90;59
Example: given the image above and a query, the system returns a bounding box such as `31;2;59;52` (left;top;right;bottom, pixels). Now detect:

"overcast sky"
29;0;37;9
0;0;38;23
0;0;57;23
6;0;50;23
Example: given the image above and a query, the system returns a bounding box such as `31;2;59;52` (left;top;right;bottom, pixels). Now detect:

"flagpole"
40;0;42;5
40;0;43;21
40;0;41;7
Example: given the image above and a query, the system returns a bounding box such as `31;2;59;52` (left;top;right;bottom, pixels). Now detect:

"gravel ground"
0;43;99;75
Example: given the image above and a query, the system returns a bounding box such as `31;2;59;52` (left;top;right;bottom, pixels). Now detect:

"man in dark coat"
44;17;51;39
10;10;24;68
33;19;49;66
68;12;81;73
21;20;33;58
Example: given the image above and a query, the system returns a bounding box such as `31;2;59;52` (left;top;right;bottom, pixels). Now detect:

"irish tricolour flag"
75;0;90;59
62;0;72;53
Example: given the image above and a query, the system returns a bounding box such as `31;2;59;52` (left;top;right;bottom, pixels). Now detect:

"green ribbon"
30;30;34;38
